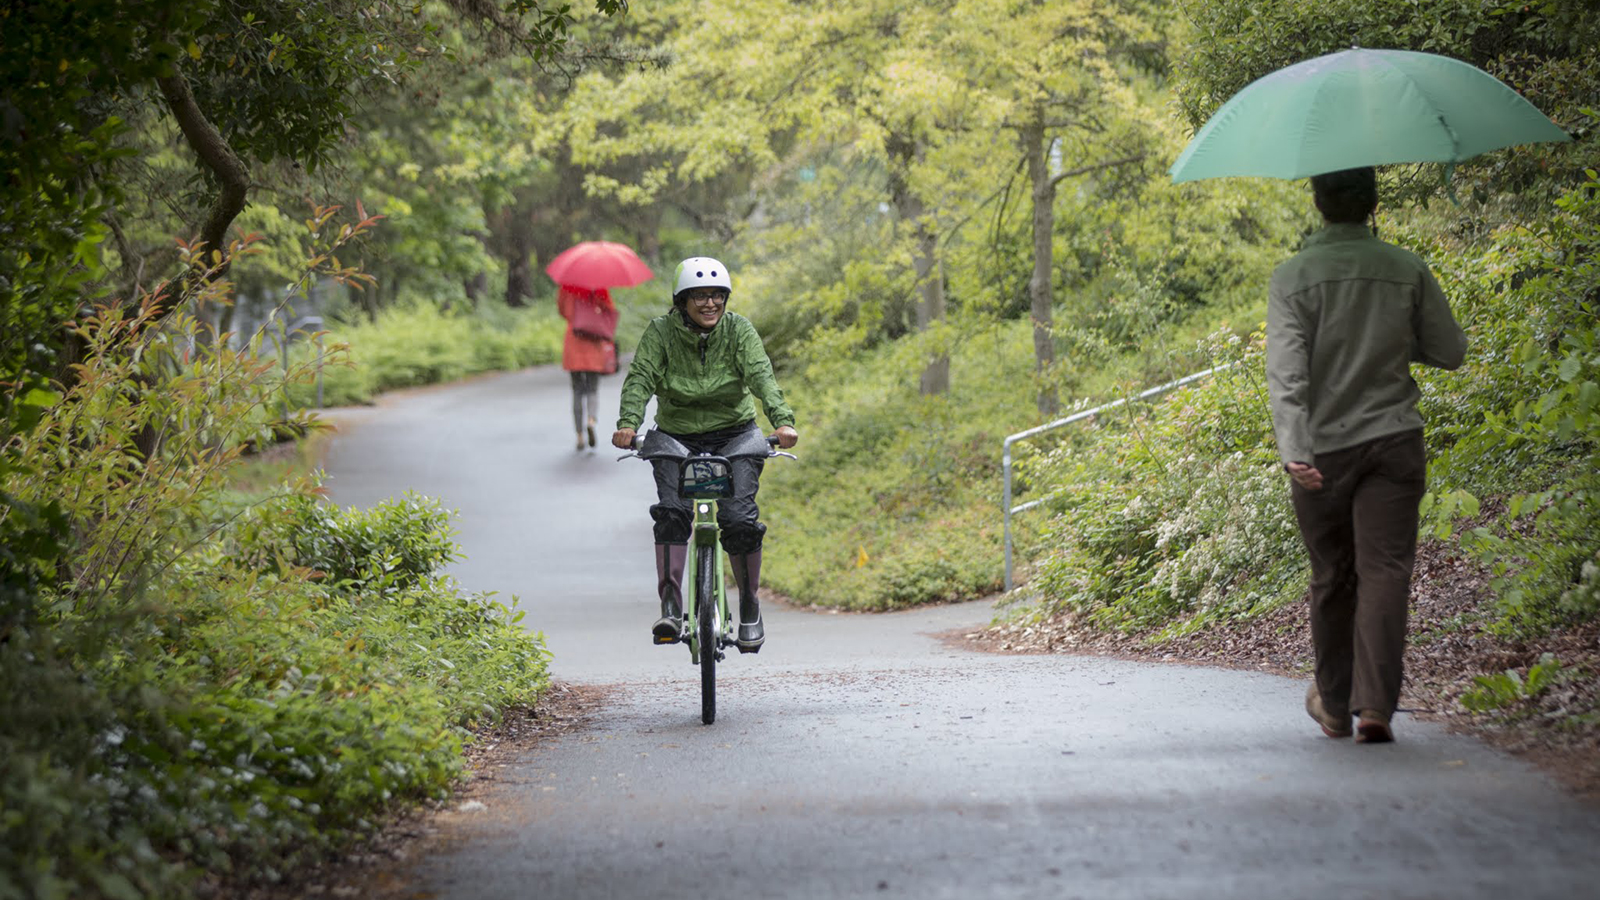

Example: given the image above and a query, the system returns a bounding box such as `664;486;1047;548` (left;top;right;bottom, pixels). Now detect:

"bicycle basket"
679;457;734;499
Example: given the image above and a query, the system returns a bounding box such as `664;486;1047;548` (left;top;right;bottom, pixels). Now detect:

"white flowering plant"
1023;328;1308;632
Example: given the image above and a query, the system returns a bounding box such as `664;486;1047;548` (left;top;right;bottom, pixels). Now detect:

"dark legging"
649;421;767;554
570;371;600;433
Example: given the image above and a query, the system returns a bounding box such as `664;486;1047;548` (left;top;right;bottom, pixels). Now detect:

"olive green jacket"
1267;223;1467;464
616;308;796;435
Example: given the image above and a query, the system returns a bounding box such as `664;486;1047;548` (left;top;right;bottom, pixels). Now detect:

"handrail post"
1003;437;1015;592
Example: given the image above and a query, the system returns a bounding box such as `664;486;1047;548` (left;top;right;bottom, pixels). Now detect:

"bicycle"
621;428;795;724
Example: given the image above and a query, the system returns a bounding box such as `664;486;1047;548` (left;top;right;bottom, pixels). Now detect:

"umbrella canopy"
544;240;654;290
1170;48;1571;183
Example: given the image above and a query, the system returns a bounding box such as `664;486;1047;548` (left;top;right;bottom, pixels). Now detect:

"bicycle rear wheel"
697;543;717;725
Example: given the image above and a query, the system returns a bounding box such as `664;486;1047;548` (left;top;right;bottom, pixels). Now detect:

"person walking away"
558;285;619;451
611;257;798;652
1267;166;1467;743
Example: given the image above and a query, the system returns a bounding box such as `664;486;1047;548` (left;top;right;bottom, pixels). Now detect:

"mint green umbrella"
1170;48;1570;183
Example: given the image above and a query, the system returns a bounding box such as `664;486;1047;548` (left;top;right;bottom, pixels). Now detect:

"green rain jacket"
616;308;796;435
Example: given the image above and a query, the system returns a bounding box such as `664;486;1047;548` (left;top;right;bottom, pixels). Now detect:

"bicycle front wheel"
697;543;717;725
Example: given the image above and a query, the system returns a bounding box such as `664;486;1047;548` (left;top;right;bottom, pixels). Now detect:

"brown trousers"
1290;429;1426;718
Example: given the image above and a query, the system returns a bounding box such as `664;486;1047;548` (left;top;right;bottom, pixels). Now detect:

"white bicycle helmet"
673;256;732;298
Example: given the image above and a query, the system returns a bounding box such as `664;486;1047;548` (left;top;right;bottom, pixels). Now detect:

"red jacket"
557;287;616;373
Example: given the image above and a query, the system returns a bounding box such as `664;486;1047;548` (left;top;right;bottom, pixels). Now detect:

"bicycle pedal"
652;634;679;645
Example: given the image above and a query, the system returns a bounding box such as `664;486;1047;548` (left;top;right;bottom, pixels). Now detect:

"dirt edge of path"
945;541;1600;803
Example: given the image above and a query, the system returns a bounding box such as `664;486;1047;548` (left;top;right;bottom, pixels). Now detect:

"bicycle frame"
681;455;734;666
629;431;750;663
624;428;793;724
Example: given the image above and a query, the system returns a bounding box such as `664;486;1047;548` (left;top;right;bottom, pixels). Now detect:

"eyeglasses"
685;291;728;305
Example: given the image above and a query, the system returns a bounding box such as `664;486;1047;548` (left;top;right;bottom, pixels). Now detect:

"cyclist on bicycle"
612;256;799;652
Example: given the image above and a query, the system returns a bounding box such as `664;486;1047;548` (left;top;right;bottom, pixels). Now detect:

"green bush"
761;324;1029;610
232;490;461;592
2;289;548;899
1416;173;1600;634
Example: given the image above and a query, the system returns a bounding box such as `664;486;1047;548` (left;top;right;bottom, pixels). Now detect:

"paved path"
321;366;1600;900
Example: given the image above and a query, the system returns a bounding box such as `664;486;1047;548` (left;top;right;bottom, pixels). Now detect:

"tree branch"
157;71;250;280
1048;152;1146;188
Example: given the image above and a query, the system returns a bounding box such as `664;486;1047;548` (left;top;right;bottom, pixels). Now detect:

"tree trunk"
463;269;487;307
1024;119;1058;417
913;218;948;396
348;280;379;323
131;71;251;464
528;215;569;305
156;71;250;327
886;132;948;396
632;207;663;265
503;203;534;308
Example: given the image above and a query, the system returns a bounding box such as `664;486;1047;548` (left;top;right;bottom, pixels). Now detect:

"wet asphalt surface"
320;365;1600;900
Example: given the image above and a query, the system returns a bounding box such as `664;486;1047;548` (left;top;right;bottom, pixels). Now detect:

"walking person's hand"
1286;462;1324;491
772;425;798;449
613;427;636;450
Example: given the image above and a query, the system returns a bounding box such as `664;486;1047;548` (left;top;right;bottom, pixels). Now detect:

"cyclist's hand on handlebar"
612;427;636;450
772;425;798;449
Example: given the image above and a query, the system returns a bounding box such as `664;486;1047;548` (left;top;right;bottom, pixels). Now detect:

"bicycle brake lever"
771;451;798;460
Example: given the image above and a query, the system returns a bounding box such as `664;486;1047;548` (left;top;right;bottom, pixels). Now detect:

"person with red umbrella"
545;241;653;451
556;284;619;450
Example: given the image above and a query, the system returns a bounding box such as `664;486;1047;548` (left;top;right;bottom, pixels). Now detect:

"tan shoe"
1356;709;1394;744
1305;682;1352;738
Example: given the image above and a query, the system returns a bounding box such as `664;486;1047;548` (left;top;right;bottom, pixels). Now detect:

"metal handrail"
1001;363;1234;591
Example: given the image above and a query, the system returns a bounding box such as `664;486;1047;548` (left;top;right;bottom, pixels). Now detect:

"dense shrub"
761;324;1031;610
1418;172;1600;633
1;286;548;899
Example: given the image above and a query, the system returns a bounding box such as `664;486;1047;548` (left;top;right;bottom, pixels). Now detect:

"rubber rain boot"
729;550;765;653
653;544;686;643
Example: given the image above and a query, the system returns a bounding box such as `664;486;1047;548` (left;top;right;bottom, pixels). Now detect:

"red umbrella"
543;240;654;290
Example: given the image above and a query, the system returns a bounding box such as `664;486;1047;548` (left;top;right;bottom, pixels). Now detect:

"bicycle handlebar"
617;431;796;462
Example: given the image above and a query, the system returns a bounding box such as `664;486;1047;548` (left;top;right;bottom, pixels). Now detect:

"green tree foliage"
565;1;1003;391
0;2;194;393
2;0;627;400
